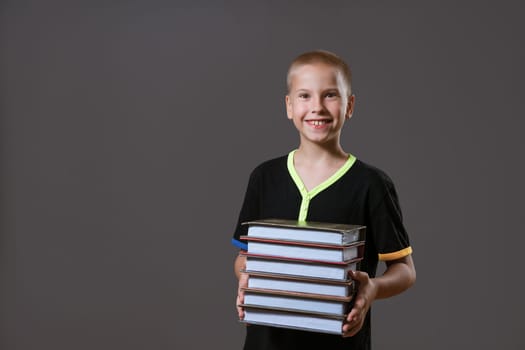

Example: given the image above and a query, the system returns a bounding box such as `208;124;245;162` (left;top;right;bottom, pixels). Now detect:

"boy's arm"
342;254;416;337
234;253;248;320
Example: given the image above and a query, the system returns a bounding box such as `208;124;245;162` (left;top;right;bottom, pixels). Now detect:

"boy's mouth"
306;119;331;127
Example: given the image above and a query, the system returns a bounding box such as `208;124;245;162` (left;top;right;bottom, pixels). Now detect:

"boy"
232;50;416;350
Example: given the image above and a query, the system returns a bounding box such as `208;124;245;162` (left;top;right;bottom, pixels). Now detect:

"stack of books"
238;218;366;335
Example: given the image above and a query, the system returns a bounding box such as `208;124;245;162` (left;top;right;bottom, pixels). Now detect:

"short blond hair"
286;50;352;95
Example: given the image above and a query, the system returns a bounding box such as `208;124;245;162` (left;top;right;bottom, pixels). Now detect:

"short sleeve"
231;167;261;251
368;173;412;261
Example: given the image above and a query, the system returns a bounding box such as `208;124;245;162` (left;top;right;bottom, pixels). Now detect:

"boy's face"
286;63;354;146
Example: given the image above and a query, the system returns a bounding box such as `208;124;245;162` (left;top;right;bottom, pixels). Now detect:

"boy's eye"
325;92;339;98
298;93;310;99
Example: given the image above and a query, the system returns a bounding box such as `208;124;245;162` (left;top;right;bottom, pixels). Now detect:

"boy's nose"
311;98;325;114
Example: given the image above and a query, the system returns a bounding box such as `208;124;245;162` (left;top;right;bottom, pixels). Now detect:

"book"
242;252;361;280
243;219;365;245
238;219;365;334
245;270;353;297
241;236;364;263
240;304;346;335
242;287;352;315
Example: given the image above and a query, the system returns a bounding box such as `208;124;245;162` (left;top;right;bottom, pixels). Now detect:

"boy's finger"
346;307;355;320
342;319;358;336
342;324;361;338
236;303;245;319
237;307;244;319
349;270;369;283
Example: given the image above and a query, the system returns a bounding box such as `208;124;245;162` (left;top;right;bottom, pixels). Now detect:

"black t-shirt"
232;151;412;350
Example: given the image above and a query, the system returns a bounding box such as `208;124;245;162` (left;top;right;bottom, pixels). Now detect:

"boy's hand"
236;271;249;320
342;270;377;337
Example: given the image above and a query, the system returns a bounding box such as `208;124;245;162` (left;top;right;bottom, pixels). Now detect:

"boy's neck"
292;143;350;192
295;143;348;165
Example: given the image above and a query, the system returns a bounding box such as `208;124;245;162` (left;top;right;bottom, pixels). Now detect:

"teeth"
311;120;327;126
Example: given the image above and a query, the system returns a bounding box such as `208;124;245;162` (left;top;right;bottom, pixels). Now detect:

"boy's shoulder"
353;158;392;181
350;158;398;195
250;154;288;174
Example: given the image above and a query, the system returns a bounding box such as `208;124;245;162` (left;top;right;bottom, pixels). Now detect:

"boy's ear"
285;95;293;120
345;94;355;119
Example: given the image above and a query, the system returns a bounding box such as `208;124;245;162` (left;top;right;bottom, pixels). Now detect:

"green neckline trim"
287;150;357;199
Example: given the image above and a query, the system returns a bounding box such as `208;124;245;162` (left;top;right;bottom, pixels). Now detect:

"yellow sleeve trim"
378;247;413;261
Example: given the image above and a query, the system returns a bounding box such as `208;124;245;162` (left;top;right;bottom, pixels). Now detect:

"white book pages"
244;293;346;315
248;276;349;296
245;258;356;280
247;225;360;245
247;241;359;262
243;308;344;335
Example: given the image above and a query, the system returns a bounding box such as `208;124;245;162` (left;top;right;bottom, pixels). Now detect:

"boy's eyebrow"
293;87;340;93
291;88;311;95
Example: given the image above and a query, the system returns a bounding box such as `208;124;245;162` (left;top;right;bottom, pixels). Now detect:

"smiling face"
286;63;355;147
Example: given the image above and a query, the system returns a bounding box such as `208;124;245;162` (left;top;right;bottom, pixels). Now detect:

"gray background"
2;1;524;349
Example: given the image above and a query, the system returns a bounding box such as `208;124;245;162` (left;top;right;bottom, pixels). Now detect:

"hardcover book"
242;252;361;281
240;304;347;335
242;287;352;315
241;236;364;263
243;219;365;246
245;270;353;297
